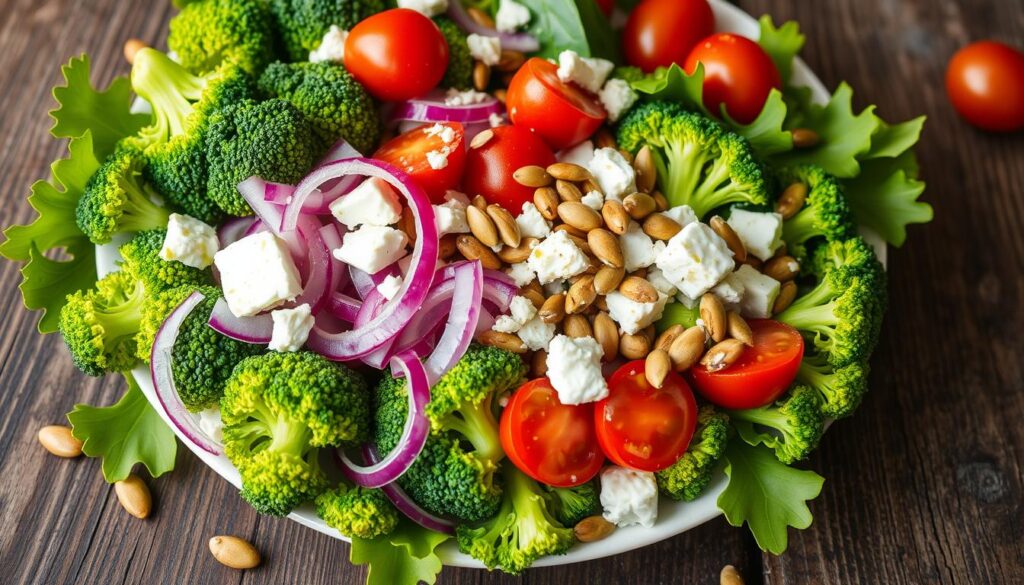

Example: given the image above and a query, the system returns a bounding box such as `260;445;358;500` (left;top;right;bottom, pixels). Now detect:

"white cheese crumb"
600;466;658;528
527;231;590;284
495;0;531;33
588;147;636;202
492;295;538;333
376;274;404;301
426;148;451;170
444;88;492;106
214;232;303;317
516;202;552;239
269;304;314;352
546;335;607;404
333;225;409;275
467;33;501;66
308;25;348;63
557;50;614;94
329;176;402;229
397;0;448;17
160;213;219;269
598;78;638;123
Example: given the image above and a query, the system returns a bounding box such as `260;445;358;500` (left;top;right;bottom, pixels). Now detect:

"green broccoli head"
270;0;385;61
118;229;212;294
206;98;321;216
168;0;279;76
808;235;887;350
778;165;856;248
59;271;147;376
456;464;575;574
797;351;870;418
655;405;730;501
435;17;473;90
222;351;371;515
729;384;825;465
315;483;399;539
257;61;379;154
76;145;172;244
617;102;769;218
544;481;600;527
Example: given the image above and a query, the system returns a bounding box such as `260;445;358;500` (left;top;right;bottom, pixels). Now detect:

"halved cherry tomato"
946;40;1024;132
506;57;607;150
344;8;448;101
691;319;804;410
462;124;555;210
500;378;604;487
373;122;466;203
684;33;781;124
623;0;714;73
594;360;698;472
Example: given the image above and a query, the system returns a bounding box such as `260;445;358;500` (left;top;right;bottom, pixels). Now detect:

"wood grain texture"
0;1;1021;584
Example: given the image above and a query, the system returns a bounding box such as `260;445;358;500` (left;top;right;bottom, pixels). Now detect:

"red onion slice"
447;0;540;52
237;177;315;273
391;91;503;125
207;297;272;344
424;261;483;384
317;137;362;167
328;292;362;323
363;445;456;535
217;216;256;248
290;226;332;314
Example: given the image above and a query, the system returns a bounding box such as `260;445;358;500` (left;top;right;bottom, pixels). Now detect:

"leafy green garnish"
843;152;932;246
717;440;824;555
757;15;805;86
67;373;178;482
863;117;926;160
517;0;619;62
573;0;621;63
350;521;450;585
19;240;97;333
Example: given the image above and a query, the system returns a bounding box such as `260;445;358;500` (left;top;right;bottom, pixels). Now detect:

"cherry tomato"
684;33;781;124
506;57;607;150
373;122;466;203
946;40;1024;132
462;124;555;209
344;9;448;101
623;0;714;73
500;378;605;487
595;0;614;17
691;320;804;410
594;360;698;472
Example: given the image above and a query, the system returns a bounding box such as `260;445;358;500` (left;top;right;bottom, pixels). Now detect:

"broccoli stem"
446;396;503;465
131;49;207;140
779;302;839;333
117;182;172;233
782;208;820;244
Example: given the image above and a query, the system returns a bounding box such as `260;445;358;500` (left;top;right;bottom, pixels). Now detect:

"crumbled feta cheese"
492;295;538;333
424;123;457;144
434;199;470;235
518;317;556;351
647;266;677;296
557;140;594;167
598;78;638;123
426;148;451;170
580;190;604;210
197;408;224;443
444;190;471;205
160;213;219;269
661;205;698;228
516;202;552;239
588;147;636;202
731;264;781;318
505;262;535;287
620;221;659;272
489;112;505;127
543;279;566;295
333;225;409;275
655;222;735;299
329;176;402;229
600;466;658;528
467;33;501;66
546;335;607;404
527;231;590;284
308;25;348;63
556;50;614;94
376;274;404;301
397;0;448;17
445;88;492;106
214;232;303;317
712;271;745;310
495;0;531;33
677;292;699;308
726;209;784;261
605;291;669;335
269;304;314;352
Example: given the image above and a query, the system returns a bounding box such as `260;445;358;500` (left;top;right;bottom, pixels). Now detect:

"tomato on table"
684;33;781;124
945;40;1024;132
594;360;698;472
500;378;604;487
462;124;555;210
344;8;449;101
373;122;466;203
505;57;607;150
691;319;804;410
623;0;714;73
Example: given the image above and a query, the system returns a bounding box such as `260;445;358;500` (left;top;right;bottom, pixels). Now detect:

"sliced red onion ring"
391;91;503;125
317;137;362;167
349;265;399;300
446;0;540;52
243;218;267;237
237;177;317;273
217;216;255;248
424;261;483;384
150;292;222;455
328;292;362;323
335;351;430;488
363;445;456;535
207;297;272;344
290;227;332;314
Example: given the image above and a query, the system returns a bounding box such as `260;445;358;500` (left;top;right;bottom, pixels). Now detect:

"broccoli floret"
457;464;575;574
808;236;887;350
221;352;371;515
257;61;379;154
375;344;526;523
617;102;769;218
544;482;600;527
76;145;172;244
168;0;279;75
316;483;399;539
118;229;212;294
58;271;147;376
778;165;856;249
270;0;385;61
797;351;870;418
656;406;730;501
205;98;321;216
728;385;825;464
435;17;473;90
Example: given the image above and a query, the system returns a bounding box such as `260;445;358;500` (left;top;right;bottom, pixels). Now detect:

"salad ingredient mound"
3;0;934;581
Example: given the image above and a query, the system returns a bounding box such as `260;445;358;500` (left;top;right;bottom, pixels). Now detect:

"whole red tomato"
946;40;1024;132
344;9;448;101
623;0;715;72
462;124;555;210
506;58;607;150
684;33;781;124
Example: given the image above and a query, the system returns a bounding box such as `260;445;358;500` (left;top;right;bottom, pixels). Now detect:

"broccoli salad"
3;0;931;582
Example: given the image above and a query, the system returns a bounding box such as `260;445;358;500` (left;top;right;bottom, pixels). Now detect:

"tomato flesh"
462;124;555;210
506;57;607;150
691;319;804;410
684;33;781;125
594;360;698;472
946;41;1024;132
623;0;715;73
373;122;466;203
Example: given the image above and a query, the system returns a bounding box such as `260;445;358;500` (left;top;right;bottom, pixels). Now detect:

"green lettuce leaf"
574;0;621;63
67;373;178;482
757;15;805;86
863;117;926;160
350;521;450;585
518;0;592;58
843;152;932;246
717;440;824;555
19;240;96;333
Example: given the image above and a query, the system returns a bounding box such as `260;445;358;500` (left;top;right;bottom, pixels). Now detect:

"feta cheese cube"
492;295;537;333
467;33;501;66
546;335;607;404
516;202;552;239
655;222;735;299
329;177;403;229
215;232;303;317
527;231;590;284
434;199;470;235
160;213;219;269
711;271;745;309
605;291;669;335
333;225;409;275
580;190;604;210
309;25;348;63
647;266;678;296
269;304;314;352
661;205;698;228
489;112;505;128
731;264;780;318
445;88;492;106
495;0;531;33
620;221;659;272
518;317;556;351
556;50;614;94
397;0;448;17
557;140;594;167
376;274;404;301
600;466;658;528
588;147;636;202
426;148;450;170
726;209;784;261
424;122;457;144
505;262;535;287
598;78;638;123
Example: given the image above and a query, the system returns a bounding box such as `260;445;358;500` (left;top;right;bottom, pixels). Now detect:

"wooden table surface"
1;1;1021;583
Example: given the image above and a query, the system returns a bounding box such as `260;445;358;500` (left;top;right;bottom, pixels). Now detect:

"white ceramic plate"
97;0;886;568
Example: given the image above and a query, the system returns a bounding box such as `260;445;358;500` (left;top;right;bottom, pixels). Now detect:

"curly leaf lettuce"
350;521;450;585
19;241;97;333
843;152;932;246
757;15;805;86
